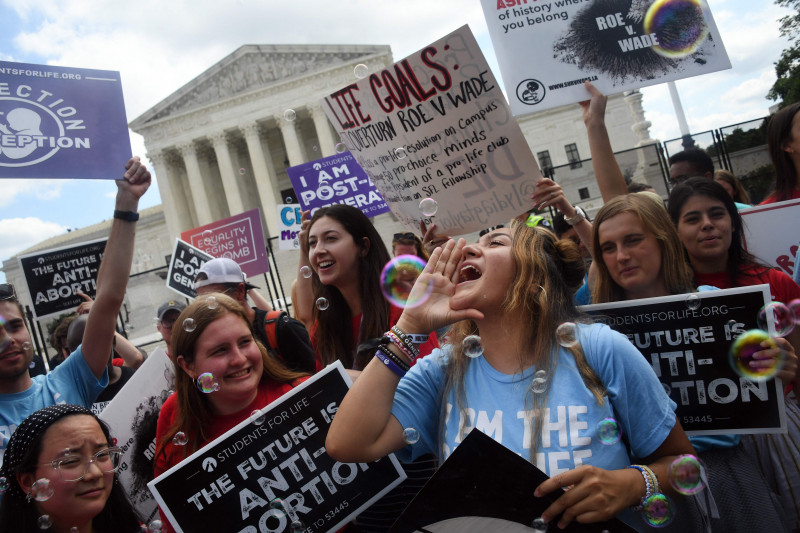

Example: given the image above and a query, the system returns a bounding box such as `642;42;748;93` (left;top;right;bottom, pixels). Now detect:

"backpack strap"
262;309;286;353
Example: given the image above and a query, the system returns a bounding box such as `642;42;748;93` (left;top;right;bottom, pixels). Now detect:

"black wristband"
113;210;139;222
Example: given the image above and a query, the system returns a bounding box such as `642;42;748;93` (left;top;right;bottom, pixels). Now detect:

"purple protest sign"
181;209;269;277
287;151;389;218
0;60;131;180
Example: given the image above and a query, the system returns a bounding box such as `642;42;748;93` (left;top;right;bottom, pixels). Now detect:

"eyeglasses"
393;232;416;241
0;284;16;301
40;447;123;482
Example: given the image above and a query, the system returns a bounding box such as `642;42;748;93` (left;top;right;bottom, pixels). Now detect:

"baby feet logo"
0;89;90;167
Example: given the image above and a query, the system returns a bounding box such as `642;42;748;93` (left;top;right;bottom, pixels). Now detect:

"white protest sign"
278;204;303;250
481;0;731;115
322;25;542;235
99;347;175;523
740;199;800;278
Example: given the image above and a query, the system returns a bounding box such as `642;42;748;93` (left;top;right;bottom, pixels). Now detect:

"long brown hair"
155;293;306;459
592;193;695;303
307;205;391;368
439;221;606;461
766;102;800;202
714;169;751;205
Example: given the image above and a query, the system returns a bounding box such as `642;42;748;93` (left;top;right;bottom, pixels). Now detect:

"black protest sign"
581;286;786;435
166;239;213;299
391;429;634;533
148;362;406;533
18;238;106;319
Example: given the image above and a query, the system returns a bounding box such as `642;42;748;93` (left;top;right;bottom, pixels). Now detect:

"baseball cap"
157;299;187;320
194;257;259;290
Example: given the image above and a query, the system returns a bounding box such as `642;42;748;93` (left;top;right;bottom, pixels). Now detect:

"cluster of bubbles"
556;322;578;348
206;296;218;310
172;431;188;446
462;335;484;358
419;198;438;217
596;418;621;445
183;318;197;332
380;256;431;308
316;297;330;311
196;372;220;393
641;493;675;527
668;454;705;495
402;427;420;445
531;517;548;532
37;515;52;530
300;266;313;279
532;370;548;394
354;64;369;79
31;478;54;501
283;109;296;122
251;409;266;426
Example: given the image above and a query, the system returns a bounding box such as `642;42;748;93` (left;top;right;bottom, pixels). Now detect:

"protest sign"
480;0;731;115
99;346;175;523
321;25;542;235
287;151;389;218
277;204;302;251
581;286;786;435
181;208;269;277
740;198;800;278
391;429;634;533
167;239;213;299
148;362;406;533
0;60;131;179
18;238;106;319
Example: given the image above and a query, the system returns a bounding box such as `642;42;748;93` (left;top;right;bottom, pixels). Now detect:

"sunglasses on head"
0;284;16;301
393;232;416;241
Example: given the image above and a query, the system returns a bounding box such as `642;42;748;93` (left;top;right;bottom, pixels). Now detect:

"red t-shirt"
154;378;305;532
693;265;800;303
759;189;800;205
311;305;439;371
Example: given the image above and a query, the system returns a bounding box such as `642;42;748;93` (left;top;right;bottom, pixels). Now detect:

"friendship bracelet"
640;464;660;494
628;465;655;511
385;331;416;363
375;347;407;378
389;326;420;358
378;344;411;372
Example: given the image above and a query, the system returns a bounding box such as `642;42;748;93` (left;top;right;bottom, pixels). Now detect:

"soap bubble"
37;515;52;530
291;520;305;533
172;432;188;446
0;477;7;494
668;454;706;495
251;410;266;425
685;293;701;310
556;322;579;348
182;318;196;332
312;145;318;152
202;229;212;238
789;299;800;324
285;196;293;204
532;377;547;394
148;520;163;533
300;266;313;279
729;330;783;381
354;64;369;79
531;517;548;532
462;335;483;358
283;109;296;121
394;147;407;159
641;493;675;527
71;528;79;533
22;341;32;351
402;427;420;444
419;198;438;217
380;255;431;308
31;478;54;501
238;167;247;175
196;372;220;393
205;296;218;309
596;418;621;445
535;369;547;380
335;142;347;153
29;360;35;369
757;302;795;337
269;498;285;511
316;297;329;311
645;0;709;59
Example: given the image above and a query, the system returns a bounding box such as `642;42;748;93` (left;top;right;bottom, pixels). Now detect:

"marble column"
242;122;281;236
147;151;184;238
311;105;337;156
210;132;245;216
279;114;306;166
178;142;214;225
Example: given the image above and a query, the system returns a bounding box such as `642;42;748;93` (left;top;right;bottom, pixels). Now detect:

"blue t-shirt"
574;272;591;306
0;345;109;466
392;323;676;470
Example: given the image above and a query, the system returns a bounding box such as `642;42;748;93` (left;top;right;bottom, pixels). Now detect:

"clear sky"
0;0;791;281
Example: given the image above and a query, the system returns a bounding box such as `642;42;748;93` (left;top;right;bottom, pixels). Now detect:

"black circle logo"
517;79;546;105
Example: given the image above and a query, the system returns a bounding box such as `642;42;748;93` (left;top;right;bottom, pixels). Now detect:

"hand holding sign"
763;336;798;387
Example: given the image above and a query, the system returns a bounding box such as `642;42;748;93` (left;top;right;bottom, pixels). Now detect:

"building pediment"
130;44;390;129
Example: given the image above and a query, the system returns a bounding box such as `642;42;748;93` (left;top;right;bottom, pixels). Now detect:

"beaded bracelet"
390;326;420;358
377;344;410;372
375;348;407;378
385;331;416;362
628;465;656;511
640;464;660;494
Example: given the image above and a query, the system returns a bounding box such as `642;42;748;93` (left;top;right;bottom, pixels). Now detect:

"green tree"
768;0;800;104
